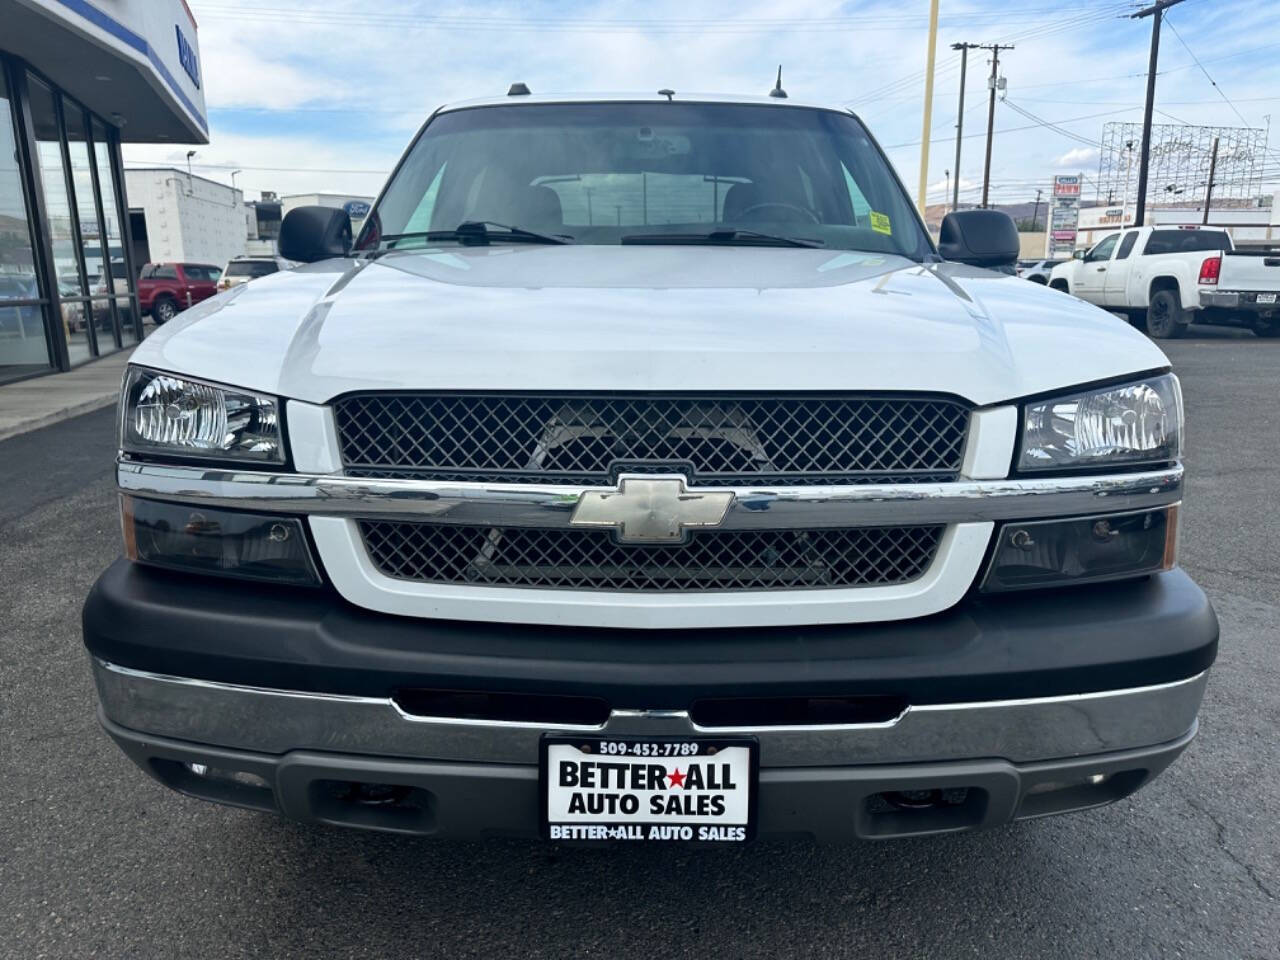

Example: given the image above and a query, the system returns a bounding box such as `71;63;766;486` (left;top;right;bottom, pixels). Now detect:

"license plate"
541;736;757;842
1257;293;1277;304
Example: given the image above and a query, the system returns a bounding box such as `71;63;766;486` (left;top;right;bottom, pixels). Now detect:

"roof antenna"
769;65;787;99
507;82;531;96
658;88;675;101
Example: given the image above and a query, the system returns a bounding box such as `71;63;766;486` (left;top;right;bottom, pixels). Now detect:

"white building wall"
281;192;375;235
125;169;247;266
1076;201;1277;249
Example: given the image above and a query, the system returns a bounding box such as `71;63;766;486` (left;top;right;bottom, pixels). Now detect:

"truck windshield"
361;102;931;260
225;261;278;278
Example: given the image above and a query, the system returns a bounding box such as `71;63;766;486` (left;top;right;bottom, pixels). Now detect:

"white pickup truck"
1049;225;1280;338
85;91;1215;844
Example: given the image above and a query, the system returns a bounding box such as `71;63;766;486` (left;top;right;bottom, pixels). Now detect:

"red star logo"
667;768;686;789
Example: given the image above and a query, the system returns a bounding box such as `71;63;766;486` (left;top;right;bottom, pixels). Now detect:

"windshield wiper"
620;229;823;249
378;221;572;251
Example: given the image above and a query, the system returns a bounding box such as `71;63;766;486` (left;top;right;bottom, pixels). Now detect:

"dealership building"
0;0;207;384
124;167;244;269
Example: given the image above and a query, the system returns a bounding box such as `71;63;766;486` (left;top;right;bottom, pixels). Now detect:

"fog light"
982;506;1177;592
122;495;320;585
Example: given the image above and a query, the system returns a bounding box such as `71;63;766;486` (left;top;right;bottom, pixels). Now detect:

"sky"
123;0;1280;209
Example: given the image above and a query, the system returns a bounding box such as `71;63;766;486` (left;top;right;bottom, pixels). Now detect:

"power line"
1003;101;1100;147
1162;15;1252;127
192;2;1103;34
124;160;388;175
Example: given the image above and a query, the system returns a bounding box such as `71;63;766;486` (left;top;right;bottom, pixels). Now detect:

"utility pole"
1132;0;1187;226
951;42;977;213
1202;135;1219;225
1031;189;1043;232
980;43;1011;209
916;0;940;215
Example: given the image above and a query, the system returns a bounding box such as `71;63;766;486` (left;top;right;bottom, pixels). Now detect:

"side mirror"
1073;249;1086;261
279;206;352;263
937;210;1020;269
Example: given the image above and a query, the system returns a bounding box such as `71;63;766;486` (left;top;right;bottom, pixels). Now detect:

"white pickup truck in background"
1049;226;1280;339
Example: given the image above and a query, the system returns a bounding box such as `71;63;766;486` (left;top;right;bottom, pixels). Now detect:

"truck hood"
135;244;1170;407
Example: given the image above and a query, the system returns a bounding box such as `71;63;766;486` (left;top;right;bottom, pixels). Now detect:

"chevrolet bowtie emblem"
569;476;734;544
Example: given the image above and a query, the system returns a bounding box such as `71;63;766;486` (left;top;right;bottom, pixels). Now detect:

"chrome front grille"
333;393;969;486
357;521;944;592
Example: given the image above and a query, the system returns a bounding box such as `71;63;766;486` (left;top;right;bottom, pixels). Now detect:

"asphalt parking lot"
1;329;1276;959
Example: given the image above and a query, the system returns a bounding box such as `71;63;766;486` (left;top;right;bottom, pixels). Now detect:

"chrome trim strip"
117;460;1183;528
93;658;1208;768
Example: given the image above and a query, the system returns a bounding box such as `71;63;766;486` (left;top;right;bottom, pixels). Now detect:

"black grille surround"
358;521;944;593
333;393;970;486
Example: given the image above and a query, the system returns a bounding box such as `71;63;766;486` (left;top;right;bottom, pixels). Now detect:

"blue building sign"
344;201;371;219
175;25;200;88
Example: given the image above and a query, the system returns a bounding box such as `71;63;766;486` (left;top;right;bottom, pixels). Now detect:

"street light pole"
916;0;940;215
951;42;977;213
1132;0;1187;227
1031;188;1042;232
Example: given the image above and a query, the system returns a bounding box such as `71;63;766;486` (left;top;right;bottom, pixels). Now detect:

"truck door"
182;266;218;304
1073;233;1119;304
1102;230;1141;306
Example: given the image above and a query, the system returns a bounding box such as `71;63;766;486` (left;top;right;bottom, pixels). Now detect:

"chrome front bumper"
92;657;1207;769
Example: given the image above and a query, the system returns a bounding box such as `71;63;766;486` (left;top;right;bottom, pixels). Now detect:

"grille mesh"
358;521;944;592
334;394;969;486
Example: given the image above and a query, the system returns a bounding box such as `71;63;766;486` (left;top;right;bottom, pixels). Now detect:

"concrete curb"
0;392;119;443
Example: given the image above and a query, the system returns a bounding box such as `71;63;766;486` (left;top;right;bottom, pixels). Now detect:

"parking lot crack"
1182;793;1277;901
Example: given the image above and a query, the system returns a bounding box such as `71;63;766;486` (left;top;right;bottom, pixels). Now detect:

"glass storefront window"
64;96;119;355
28;75;95;364
93;118;135;343
114;297;138;345
1;68;53;381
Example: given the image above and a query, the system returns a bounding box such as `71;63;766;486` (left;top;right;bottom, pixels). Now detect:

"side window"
840;163;871;225
1115;232;1139;260
139;265;155;279
1086;234;1119;262
154;264;179;280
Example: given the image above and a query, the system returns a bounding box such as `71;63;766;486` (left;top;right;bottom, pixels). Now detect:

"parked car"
137;262;223;324
87;91;1214;845
218;256;288;290
1015;258;1064;284
1049;226;1279;338
0;274;43;339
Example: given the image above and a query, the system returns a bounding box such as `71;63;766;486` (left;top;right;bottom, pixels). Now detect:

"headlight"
121;367;284;463
1018;374;1182;472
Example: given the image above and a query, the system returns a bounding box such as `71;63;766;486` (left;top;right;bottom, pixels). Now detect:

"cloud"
1056;147;1100;168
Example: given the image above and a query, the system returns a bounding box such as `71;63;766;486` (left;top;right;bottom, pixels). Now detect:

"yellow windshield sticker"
870;211;892;235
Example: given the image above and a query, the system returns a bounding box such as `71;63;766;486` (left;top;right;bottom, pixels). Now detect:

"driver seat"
722;182;766;221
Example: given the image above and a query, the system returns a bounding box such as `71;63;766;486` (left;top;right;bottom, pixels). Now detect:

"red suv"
137;263;223;324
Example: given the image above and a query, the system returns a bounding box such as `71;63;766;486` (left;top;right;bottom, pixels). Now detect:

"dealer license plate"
1256;293;1277;304
541;736;757;843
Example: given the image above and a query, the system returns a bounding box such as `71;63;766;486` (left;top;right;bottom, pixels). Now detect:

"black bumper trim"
83;559;1218;706
101;711;1195;842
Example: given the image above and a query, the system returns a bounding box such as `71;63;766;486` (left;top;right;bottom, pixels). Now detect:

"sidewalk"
0;348;133;441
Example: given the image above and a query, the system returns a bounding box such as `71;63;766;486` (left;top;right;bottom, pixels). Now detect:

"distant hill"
923;200;1050;231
